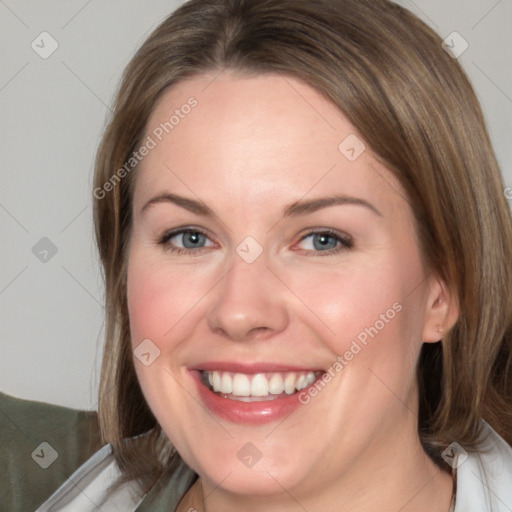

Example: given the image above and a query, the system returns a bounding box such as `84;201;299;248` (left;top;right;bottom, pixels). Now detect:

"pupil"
184;232;204;248
314;233;336;250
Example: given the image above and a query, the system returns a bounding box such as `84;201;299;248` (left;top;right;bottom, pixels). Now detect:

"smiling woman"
25;0;512;510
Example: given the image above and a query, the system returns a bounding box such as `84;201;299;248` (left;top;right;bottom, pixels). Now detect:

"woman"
32;0;512;510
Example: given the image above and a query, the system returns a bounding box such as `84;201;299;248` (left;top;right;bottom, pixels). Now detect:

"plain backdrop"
1;0;511;411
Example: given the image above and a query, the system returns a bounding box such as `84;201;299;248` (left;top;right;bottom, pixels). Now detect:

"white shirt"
454;420;512;511
36;420;512;511
34;444;144;512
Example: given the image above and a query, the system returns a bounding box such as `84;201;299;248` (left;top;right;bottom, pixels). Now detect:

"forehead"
135;71;406;219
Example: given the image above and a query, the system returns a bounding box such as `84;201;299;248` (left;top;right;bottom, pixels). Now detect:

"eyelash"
156;227;354;257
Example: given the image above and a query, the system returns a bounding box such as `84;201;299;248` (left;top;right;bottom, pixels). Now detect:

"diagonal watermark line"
0;405;34;442
61;0;94;29
202;470;234;502
266;471;310;512
0;265;28;295
0;470;32;505
45;378;116;442
163;163;233;233
265;266;336;335
472;60;512;105
404;0;439;28
0;0;29;28
403;269;435;304
368;162;412;210
200;65;228;93
0;403;51;504
278;72;336;131
163;267;233;336
266;163;337;234
0;201;29;232
470;468;512;510
56;477;105;512
264;409;296;439
368;367;415;415
0;62;29;92
0;362;114;506
472;0;502;29
61;60;113;112
396;160;508;329
60;205;88;233
397;470;439;511
162;368;234;439
60;265;103;308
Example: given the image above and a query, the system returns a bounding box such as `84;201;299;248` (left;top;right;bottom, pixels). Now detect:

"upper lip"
190;361;323;373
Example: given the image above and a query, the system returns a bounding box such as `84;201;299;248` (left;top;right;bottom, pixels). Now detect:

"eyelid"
158;226;212;244
156;226;217;256
156;226;354;257
293;228;354;255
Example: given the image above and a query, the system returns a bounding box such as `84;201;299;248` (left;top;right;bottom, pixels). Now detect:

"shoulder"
455;420;512;511
0;391;102;512
33;432;196;511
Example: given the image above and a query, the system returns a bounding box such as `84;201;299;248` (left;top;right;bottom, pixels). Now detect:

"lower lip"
190;370;316;425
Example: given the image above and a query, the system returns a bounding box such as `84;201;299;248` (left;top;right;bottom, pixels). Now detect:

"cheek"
285;261;411;345
126;253;209;349
282;252;426;392
127;263;172;346
126;252;205;444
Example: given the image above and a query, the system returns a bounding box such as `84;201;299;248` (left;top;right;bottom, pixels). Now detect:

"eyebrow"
140;192;383;218
141;193;214;216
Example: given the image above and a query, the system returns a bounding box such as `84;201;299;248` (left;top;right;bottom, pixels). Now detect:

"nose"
206;253;290;342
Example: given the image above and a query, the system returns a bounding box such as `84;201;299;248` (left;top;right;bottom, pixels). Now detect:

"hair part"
93;0;512;494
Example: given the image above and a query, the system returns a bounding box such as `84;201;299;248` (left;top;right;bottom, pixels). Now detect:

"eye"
295;229;353;256
157;227;215;255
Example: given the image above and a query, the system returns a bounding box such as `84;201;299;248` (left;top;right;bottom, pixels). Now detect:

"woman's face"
127;72;447;500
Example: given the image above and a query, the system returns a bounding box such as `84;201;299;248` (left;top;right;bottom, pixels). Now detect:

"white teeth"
204;370;319;398
284;372;297;394
251;374;269;396
268;373;284;395
220;373;233;394
296;374;307;391
232;373;251;396
212;371;221;392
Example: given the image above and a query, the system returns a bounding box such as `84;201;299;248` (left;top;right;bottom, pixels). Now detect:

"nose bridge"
206;248;289;341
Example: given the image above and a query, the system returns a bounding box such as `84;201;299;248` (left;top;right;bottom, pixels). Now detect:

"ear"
422;274;459;343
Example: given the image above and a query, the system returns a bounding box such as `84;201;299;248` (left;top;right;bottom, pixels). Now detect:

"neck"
179;433;453;512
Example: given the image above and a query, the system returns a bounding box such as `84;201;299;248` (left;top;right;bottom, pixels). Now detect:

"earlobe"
422;278;459;343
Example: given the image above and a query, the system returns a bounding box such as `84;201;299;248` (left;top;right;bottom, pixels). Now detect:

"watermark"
31;442;58;469
441;31;469;59
505;186;512;200
298;301;403;404
31;32;59;59
338;134;366;162
94;97;198;200
236;236;263;263
32;237;58;263
133;338;161;366
237;442;262;468
441;442;468;469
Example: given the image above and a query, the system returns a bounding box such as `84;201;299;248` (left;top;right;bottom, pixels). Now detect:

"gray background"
1;0;511;411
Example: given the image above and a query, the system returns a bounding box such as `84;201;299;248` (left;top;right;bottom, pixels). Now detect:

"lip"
191;361;319;373
189;362;324;425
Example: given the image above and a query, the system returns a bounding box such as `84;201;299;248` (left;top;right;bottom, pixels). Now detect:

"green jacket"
0;392;196;511
0;391;101;511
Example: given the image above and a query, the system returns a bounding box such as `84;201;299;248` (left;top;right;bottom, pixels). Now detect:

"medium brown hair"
93;0;512;494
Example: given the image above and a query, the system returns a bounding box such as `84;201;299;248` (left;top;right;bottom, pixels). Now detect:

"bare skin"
127;71;457;512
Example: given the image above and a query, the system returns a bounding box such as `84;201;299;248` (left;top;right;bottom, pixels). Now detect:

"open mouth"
200;370;324;402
